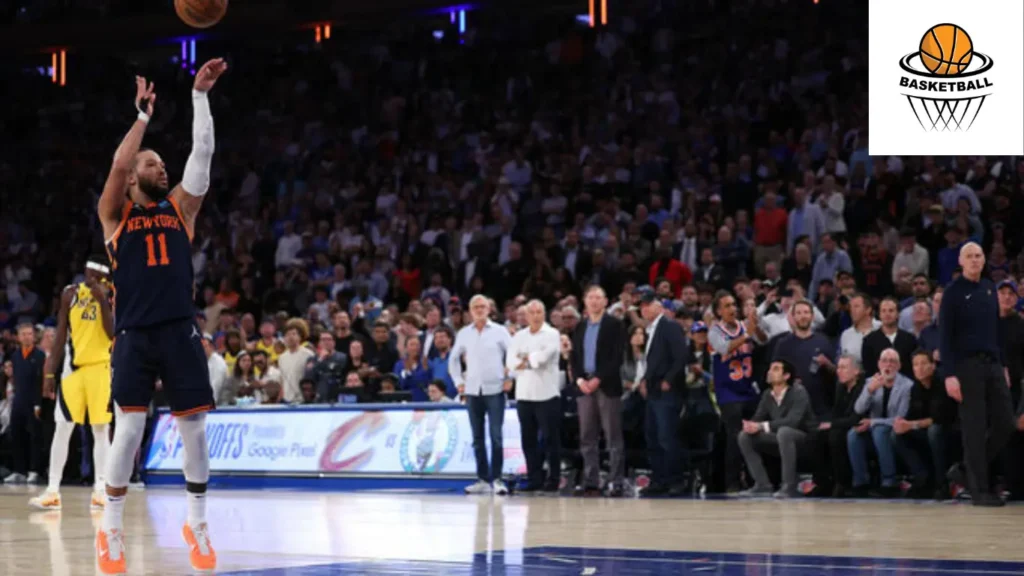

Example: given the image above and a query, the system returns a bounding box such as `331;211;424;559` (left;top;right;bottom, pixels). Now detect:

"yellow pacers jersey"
68;283;112;368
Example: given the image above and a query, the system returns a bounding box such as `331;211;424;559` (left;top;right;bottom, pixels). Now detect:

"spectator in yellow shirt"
253;321;280;364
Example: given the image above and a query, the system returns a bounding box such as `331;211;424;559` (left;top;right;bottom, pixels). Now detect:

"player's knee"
178;413;210;484
54;419;75;439
106;406;148;488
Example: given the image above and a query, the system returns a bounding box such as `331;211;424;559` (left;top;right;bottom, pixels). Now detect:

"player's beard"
139;177;170;202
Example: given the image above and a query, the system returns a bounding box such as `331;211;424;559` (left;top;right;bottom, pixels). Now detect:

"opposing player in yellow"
29;257;114;511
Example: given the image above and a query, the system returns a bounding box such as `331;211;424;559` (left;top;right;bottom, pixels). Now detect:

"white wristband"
137;111;150;124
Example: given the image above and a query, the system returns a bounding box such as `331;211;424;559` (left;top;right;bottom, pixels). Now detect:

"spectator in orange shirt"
214;277;240;309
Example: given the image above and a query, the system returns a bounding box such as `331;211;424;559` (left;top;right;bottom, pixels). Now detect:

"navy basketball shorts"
111;318;214;417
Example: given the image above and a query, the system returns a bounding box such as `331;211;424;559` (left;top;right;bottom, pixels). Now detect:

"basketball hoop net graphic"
904;93;987;132
898;49;994;132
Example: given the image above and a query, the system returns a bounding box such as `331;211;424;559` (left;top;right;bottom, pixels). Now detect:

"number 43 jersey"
105;197;196;332
67;282;113;368
710;322;759;405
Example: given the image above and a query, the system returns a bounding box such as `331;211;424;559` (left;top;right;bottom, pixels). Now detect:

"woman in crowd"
225;351;258;405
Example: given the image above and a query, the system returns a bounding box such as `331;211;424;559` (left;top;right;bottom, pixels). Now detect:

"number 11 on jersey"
145;233;170;267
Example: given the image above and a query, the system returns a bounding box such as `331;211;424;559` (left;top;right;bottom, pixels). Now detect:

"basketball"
174;0;228;29
918;23;973;75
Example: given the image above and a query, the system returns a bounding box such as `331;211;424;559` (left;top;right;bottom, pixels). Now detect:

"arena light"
181;40;187;63
190;39;196;65
59;50;65;86
51;53;57;83
600;0;607;25
450;11;456;23
315;25;322;43
588;0;595;27
324;24;331;39
433;30;445;41
458;10;465;34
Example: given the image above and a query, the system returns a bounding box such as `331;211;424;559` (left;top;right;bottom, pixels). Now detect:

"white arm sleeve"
181;90;215;197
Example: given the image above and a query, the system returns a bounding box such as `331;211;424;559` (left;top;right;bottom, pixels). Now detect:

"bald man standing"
939;243;1016;507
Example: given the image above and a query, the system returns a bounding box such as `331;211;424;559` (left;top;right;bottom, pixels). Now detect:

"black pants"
805;426;850;492
956;355;1016;495
517;397;562;487
719;400;756;489
9;408;42;476
1004;430;1024;496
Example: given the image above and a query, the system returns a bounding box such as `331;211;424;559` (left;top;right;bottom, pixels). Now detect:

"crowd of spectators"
2;0;1024;499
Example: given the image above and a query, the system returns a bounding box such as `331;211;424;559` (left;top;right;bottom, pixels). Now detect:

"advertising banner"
145;406;525;476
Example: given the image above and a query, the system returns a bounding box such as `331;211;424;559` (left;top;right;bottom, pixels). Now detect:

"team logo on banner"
145;416;180;469
399;410;458;474
319;412;389;472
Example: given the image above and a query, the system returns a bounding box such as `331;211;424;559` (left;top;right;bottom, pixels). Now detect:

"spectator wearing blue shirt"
936;227;964;286
809;234;853;302
428;326;456;397
787;188;826;255
350;283;384;324
449;295;514;495
394;335;431;402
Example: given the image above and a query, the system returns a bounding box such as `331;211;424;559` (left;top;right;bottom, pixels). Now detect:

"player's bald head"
958;241;982;260
958;241;986;279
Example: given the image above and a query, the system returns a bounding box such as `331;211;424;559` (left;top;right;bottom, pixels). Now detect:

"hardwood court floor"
1;485;1023;575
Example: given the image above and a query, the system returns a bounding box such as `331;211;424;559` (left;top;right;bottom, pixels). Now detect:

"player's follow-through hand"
135;76;155;116
194;58;228;93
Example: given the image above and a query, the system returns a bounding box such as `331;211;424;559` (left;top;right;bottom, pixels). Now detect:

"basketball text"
899;77;994;92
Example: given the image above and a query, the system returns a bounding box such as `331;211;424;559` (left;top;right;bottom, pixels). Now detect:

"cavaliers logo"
319;412;388;471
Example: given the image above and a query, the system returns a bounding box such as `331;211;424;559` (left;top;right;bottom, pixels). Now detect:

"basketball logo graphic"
898;23;994;132
919;24;973;75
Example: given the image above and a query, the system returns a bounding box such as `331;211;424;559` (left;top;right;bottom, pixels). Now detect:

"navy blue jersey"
710;322;758;405
105;197;195;331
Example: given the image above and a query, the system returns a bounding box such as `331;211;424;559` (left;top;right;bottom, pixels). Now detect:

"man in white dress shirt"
450;295;514;495
506;300;563;493
202;335;229;406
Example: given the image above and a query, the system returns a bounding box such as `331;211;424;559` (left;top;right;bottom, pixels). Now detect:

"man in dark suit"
570;285;627;496
559;228;592;281
861;296;917;379
492;241;530;305
636;287;690;496
694;247;728;289
456;236;491;301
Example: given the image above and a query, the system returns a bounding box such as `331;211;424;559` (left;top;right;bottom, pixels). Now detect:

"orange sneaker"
95;528;126;574
91;491;105;510
28;492;62;511
182;523;217;571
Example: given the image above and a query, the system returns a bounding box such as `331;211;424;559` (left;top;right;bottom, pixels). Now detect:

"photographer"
756;282;825;341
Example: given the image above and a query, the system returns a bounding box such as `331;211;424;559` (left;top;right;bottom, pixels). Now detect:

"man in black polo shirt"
4;323;45;484
939;242;1016;506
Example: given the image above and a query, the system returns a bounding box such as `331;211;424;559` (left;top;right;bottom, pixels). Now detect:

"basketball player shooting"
30;257;114;513
95;58;227;575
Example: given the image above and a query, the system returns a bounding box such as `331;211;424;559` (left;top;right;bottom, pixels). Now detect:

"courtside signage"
145;407;526;476
868;0;1023;155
